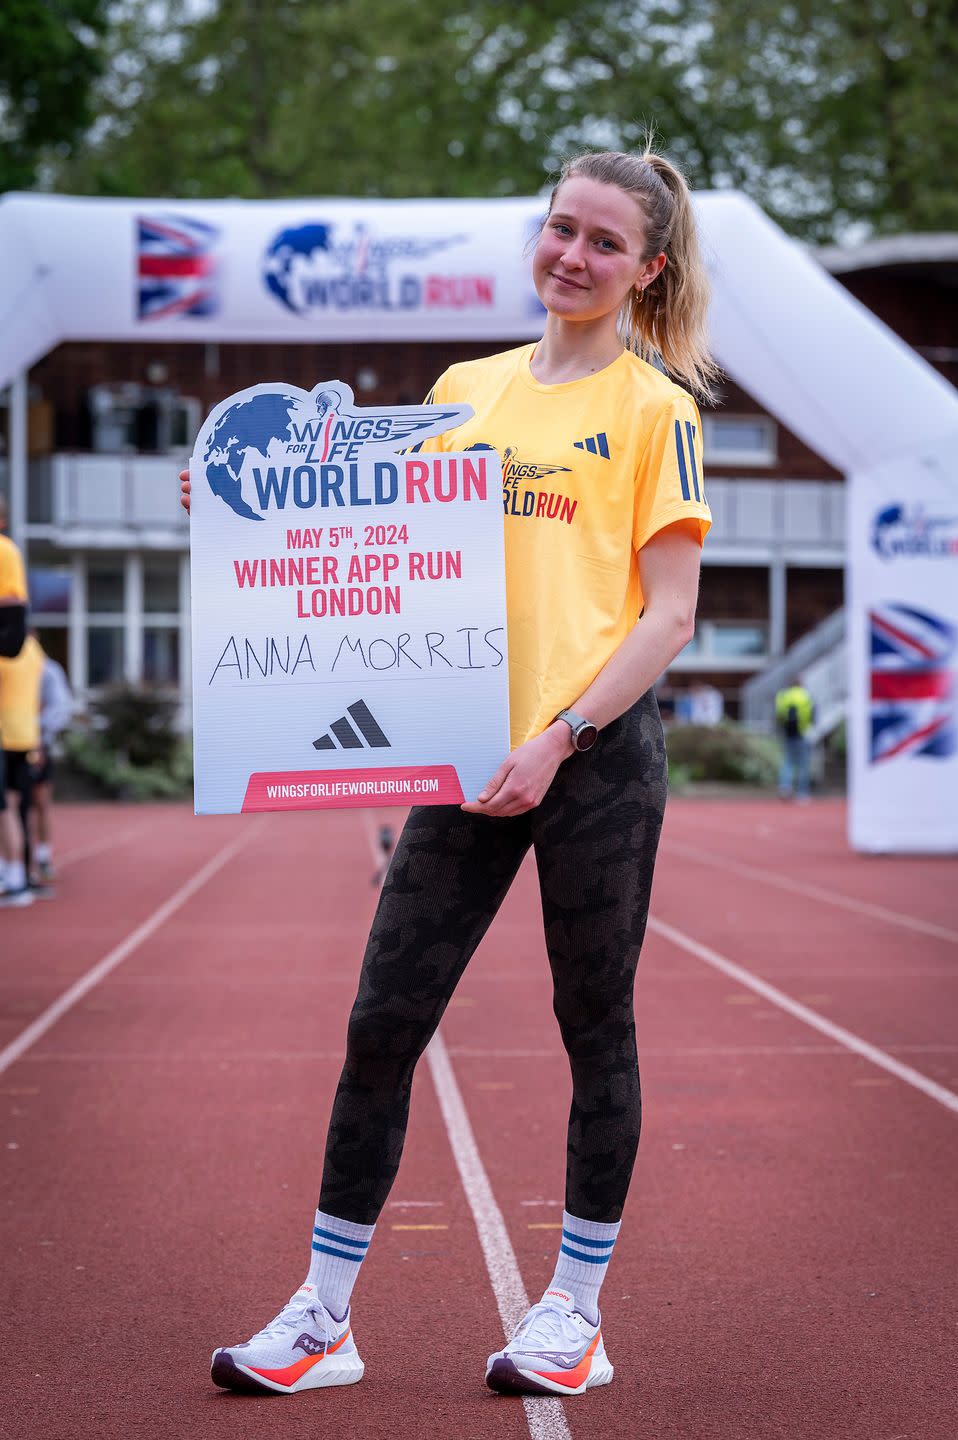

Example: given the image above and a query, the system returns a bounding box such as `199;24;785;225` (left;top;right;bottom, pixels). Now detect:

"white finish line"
648;915;958;1115
0;825;260;1078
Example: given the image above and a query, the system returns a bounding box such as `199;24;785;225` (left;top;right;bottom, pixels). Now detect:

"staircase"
741;608;847;743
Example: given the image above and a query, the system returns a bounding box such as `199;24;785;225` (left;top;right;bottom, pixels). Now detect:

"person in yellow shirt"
183;147;715;1399
0;496;27;655
0;496;34;907
0;633;45;905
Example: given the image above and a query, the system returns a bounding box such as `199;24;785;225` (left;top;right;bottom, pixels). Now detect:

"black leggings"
319;691;668;1226
3;749;34;877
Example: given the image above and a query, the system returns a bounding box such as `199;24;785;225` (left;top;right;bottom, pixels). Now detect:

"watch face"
575;723;599;752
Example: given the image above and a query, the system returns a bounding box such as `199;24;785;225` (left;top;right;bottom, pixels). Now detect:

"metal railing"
26;453;189;531
741;608;847;737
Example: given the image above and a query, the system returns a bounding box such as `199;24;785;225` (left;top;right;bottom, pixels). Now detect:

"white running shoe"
211;1283;364;1395
485;1288;613;1396
0;884;34;908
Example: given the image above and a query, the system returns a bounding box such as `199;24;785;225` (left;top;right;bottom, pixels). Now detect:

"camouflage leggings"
319;691;668;1226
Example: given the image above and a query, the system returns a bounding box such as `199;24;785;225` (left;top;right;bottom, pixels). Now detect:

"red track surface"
2;798;956;1440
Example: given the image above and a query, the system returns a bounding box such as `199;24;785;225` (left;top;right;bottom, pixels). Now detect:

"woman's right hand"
179;469;191;514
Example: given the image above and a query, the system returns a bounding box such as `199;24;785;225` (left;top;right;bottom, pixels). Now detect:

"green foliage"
0;0;108;192
666;722;780;787
62;684;192;799
38;0;958;241
63;728;193;799
91;683;180;767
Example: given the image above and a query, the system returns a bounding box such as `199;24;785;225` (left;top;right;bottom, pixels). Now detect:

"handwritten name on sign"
189;381;510;815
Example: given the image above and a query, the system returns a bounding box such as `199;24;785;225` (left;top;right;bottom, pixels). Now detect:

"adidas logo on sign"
314;699;391;751
573;432;610;459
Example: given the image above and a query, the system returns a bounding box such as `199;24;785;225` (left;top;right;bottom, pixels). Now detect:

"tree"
0;0;108;193
42;0;958;242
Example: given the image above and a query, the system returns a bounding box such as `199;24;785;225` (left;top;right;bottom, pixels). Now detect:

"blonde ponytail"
550;148;720;403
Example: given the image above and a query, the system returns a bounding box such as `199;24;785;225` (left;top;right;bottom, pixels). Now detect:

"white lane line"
450;1043;958;1058
0;824;261;1079
649;915;958;1115
664;838;958;945
427;1033;573;1440
55;820;155;872
359;811;571;1440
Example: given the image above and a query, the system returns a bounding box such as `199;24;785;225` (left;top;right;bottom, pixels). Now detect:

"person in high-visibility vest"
775;681;815;801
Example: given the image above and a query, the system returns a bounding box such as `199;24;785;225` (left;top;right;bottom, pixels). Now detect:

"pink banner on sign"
241;765;464;812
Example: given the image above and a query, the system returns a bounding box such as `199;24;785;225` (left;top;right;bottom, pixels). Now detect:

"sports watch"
555;708;599;752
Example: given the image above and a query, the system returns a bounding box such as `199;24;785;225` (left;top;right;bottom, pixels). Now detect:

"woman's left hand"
461;726;572;817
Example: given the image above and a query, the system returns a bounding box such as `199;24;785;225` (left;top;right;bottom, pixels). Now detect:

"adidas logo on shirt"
314;699;391;751
573;432;610;459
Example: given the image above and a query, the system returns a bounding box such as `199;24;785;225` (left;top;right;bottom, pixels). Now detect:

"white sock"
305;1209;375;1320
544;1210;621;1326
6;861;26;891
36;843;52;864
0;859;7;887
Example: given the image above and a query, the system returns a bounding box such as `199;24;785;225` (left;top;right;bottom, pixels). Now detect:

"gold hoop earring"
636;287;645;303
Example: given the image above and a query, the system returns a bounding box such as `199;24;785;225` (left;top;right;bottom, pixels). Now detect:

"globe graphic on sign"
203;393;302;521
263;223;333;314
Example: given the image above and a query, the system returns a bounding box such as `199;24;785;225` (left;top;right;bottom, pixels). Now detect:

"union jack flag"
136;215;219;321
870;602;956;763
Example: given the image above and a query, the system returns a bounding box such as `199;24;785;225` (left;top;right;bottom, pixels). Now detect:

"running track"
2;798;956;1440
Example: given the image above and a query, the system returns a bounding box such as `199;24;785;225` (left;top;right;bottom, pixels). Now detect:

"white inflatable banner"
189;382;509;814
0;194;546;376
848;434;958;852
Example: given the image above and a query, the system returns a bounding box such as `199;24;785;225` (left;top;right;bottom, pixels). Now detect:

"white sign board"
848;435;958;852
189;382;509;814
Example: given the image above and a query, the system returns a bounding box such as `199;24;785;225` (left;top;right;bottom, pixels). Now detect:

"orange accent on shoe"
249;1328;351;1387
531;1330;601;1389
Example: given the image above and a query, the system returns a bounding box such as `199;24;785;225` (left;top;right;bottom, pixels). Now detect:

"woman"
181;147;715;1398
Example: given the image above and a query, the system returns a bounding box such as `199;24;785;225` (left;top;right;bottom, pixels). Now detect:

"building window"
28;566;72;617
710;622;768;657
87;626;125;686
677;620;769;665
703;415;777;466
87;557;125;613
85;384;201;454
144;556;180;615
143;627;180;685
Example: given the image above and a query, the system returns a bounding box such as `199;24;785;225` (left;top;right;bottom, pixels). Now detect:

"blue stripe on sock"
560;1243;613;1265
313;1226;369;1252
561;1228;616;1250
311;1241;366;1262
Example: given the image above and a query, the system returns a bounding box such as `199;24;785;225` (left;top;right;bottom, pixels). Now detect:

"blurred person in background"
0;495;33;907
182;145;715;1401
32;642;75;884
775;678;815;802
688;680;724;726
0;631;48;900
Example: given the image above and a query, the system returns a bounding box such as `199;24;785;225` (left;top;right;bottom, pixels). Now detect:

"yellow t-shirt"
0;534;27;601
421;344;711;748
0;634;43;751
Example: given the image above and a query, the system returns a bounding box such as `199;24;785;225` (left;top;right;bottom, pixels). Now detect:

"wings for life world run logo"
200;383;469;522
136;215;219;320
871;503;958;560
263;221;494;315
870;602;956;763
